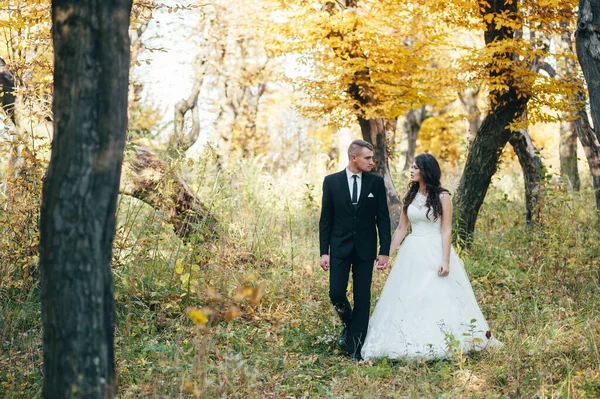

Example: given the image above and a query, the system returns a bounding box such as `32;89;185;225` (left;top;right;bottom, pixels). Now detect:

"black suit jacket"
319;170;391;261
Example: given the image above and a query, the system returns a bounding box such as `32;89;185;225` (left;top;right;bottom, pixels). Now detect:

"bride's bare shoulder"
439;190;451;198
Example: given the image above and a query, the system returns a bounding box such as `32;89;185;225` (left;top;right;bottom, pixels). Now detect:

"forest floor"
1;157;600;398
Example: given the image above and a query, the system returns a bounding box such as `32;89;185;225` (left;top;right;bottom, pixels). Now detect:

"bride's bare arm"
439;192;452;276
389;209;410;256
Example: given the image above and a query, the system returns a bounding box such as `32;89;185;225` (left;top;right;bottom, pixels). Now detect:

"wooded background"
2;0;600;398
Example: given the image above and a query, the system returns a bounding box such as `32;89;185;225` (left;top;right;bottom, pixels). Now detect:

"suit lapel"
337;170;353;210
356;172;372;212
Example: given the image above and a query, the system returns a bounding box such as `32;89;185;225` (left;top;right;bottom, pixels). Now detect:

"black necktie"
351;175;358;205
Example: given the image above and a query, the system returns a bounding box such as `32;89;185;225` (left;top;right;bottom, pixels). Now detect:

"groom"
319;139;391;361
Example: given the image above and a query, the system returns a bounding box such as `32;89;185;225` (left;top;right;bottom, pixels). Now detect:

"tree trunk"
167;55;207;158
39;1;132;398
454;97;527;243
576;0;600;132
401;107;426;171
400;104;456;171
454;0;524;245
238;83;267;155
558;19;581;191
328;0;401;229
573;89;600;216
358;117;402;229
120;147;218;240
559;119;581;190
575;0;600;218
509;125;545;225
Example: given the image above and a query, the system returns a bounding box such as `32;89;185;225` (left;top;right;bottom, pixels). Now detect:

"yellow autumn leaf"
250;284;265;305
175;260;184;274
180;273;190;286
224;305;242;321
234;285;254;301
188;308;208;325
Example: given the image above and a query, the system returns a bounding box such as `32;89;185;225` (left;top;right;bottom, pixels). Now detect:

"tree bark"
558;19;581;191
576;0;600;133
572;88;600;216
358;117;402;228
559;119;581;190
454;0;525;245
509;125;545;225
575;0;600;218
39;1;132;398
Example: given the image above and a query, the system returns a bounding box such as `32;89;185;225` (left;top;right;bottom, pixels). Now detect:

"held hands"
375;255;389;270
321;254;390;271
438;263;449;277
320;254;330;271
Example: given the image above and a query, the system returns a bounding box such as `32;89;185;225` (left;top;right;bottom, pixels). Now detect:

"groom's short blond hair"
348;140;374;156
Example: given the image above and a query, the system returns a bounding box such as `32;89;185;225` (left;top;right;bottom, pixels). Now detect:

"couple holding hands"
319;140;501;362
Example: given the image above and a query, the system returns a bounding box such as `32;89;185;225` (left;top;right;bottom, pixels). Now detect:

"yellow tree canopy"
267;0;459;124
0;0;160;109
265;0;579;127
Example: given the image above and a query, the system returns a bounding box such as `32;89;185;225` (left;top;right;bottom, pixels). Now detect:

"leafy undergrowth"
1;158;600;398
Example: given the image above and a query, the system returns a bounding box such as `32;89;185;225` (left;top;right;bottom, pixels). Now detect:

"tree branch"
168;56;207;157
535;61;557;78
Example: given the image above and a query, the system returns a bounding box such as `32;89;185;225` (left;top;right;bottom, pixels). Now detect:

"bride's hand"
438;264;449;277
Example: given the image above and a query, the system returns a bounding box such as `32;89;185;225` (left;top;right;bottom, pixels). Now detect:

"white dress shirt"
345;168;362;203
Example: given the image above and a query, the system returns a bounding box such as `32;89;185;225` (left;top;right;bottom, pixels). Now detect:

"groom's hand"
320;254;330;271
375;255;389;270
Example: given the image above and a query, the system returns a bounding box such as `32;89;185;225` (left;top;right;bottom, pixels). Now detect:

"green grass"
2;155;600;398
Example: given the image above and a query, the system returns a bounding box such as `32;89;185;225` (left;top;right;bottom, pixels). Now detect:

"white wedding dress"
361;192;501;360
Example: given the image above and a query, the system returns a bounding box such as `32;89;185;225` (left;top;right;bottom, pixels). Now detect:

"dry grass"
1;152;600;398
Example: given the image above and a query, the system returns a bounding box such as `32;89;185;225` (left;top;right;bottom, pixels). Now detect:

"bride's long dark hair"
402;153;450;221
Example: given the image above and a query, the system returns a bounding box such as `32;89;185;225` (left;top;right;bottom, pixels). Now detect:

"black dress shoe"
350;352;363;362
338;327;348;348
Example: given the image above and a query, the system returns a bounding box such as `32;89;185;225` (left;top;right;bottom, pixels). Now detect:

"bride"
361;153;501;361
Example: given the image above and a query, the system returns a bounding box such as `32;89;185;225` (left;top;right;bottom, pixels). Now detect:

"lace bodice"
407;192;441;237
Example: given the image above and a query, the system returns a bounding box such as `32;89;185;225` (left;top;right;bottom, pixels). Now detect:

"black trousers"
329;249;374;355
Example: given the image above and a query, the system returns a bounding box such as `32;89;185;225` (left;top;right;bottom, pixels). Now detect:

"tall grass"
1;151;600;398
